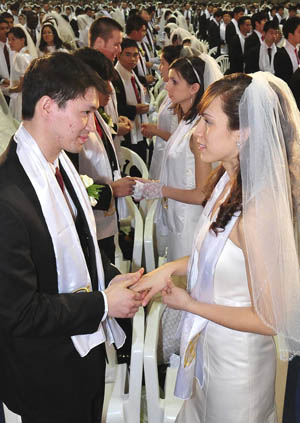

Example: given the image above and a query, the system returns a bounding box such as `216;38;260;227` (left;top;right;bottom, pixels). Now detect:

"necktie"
295;48;300;65
55;167;65;192
94;115;103;138
267;47;272;64
131;76;141;103
3;44;10;75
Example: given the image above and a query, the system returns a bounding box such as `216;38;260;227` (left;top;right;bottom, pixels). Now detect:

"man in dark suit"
274;17;300;84
0;52;143;423
244;11;267;58
89;16;132;138
208;9;223;54
245;20;279;73
228;16;252;73
225;6;244;45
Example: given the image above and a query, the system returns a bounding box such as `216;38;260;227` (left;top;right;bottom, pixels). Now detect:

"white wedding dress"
176;173;277;423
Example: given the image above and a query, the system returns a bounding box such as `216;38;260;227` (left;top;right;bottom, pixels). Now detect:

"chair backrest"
125;197;143;272
105;306;145;423
216;54;229;74
144;302;184;423
144;199;158;273
208;46;218;56
121;147;148;180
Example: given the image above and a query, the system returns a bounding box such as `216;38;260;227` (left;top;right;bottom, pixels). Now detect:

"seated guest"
274;17;300;84
245;20;279;73
228;16;252;73
114;38;150;164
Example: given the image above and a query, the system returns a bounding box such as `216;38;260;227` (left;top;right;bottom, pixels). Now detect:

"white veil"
239;71;300;359
43;12;76;48
180;47;223;90
15;24;38;59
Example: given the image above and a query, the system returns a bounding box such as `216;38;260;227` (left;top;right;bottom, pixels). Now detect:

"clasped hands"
106;266;191;319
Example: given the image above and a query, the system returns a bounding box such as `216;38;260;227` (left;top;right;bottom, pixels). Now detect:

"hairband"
185;57;201;85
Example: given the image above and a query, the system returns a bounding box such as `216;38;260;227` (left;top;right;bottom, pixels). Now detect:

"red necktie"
55;167;64;192
295;48;300;65
94;115;103;138
3;44;10;75
131;76;141;103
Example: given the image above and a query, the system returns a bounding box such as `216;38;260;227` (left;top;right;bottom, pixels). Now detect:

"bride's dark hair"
198;73;252;235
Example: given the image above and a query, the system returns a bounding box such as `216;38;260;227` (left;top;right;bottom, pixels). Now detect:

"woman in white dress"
7;26;37;121
136;72;300;422
142;45;182;180
137;53;222;261
38;23;70;56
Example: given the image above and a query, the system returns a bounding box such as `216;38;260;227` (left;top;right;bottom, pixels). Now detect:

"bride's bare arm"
132;256;190;306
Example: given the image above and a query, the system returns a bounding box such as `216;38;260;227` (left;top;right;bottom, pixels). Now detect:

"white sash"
15;124;125;357
175;172;240;399
155;117;199;237
115;61;148;145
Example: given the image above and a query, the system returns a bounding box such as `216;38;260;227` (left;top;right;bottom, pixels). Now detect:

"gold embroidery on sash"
184;333;200;367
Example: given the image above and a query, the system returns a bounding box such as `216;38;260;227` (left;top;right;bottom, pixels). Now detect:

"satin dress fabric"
176;237;277;423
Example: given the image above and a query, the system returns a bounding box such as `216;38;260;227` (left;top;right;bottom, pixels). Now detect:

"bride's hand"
131;264;174;306
162;280;193;312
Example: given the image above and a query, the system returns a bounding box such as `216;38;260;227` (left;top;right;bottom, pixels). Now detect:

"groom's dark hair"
22;52;105;120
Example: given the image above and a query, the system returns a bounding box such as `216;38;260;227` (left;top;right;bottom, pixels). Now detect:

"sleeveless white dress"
176;173;277;423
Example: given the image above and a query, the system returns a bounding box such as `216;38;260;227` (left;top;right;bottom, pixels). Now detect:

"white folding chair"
104;306;145;423
144;199;167;273
144;302;184;423
115;196;143;273
121;146;148;179
216;54;230;74
208;46;218;56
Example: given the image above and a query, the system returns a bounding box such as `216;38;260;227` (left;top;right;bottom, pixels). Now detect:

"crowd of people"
0;1;300;423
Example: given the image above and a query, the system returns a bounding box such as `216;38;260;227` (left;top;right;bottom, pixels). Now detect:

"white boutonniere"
138;46;145;56
80;175;105;207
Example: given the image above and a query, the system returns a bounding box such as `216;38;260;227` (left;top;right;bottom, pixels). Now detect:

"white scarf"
115;61;148;144
79;111;127;235
14;124;125;357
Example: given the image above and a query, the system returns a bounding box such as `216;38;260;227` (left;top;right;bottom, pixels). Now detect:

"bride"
135;72;300;422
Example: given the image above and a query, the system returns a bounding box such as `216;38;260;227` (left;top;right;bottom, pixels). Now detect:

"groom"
0;52;143;423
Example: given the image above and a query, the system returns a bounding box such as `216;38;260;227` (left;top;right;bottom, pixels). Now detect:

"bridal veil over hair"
239;71;300;359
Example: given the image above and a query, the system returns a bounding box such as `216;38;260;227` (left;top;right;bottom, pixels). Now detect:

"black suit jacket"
225;21;237;45
228;33;244;73
289;67;300;109
244;45;260;73
0;140;115;420
208;20;221;52
274;47;298;84
244;31;260;57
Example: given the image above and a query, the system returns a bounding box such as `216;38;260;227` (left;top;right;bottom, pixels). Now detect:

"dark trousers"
98;236;115;264
283;356;300;422
21;382;104;423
